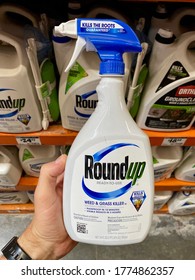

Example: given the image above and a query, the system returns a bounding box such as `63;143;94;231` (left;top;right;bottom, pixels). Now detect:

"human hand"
18;154;77;260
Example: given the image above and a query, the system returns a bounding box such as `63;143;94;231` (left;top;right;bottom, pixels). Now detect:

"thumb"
35;154;67;206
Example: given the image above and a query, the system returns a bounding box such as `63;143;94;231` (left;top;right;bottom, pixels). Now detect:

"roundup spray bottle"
55;19;154;245
54;18;131;132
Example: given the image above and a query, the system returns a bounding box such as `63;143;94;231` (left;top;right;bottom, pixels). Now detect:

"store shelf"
0;0;194;217
8;176;193;192
155;178;195;191
154;204;195;214
0;124;194;146
0;124;77;146
146;127;195;146
17;176;39;191
0;203;34;214
154;204;169;214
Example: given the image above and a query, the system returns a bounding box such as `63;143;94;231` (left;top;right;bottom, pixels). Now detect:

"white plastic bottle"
154;191;173;211
55;19;154;245
0;146;22;187
136;30;195;131
168;191;195;215
0;30;42;133
148;5;195;43
85;5;131;25
54;36;130;132
152;146;183;182
58;50;101;131
19;145;61;177
0;191;29;204
0;3;48;38
174;147;195;182
52;34;75;75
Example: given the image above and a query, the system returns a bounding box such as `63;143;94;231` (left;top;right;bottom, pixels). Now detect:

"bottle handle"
0;3;39;28
0;149;11;163
0;30;24;65
171;7;195;31
85;6;131;25
178;31;195;50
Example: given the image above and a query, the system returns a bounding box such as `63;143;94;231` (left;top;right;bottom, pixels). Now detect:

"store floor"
0;214;195;260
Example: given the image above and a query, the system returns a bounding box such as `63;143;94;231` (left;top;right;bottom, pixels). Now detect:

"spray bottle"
55;18;154;245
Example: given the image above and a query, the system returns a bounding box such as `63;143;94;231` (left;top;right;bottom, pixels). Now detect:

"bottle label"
156;61;189;92
64;62;99;130
65;62;88;93
70;140;153;243
0;86;41;132
145;79;195;130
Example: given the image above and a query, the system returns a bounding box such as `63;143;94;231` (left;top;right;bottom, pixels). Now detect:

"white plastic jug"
175;147;195;182
149;5;195;42
86;5;131;24
0;30;42;132
0;3;47;38
154;191;173;211
0;146;22;187
152;146;183;182
0;191;29;204
19;145;61;177
168;191;195;215
136;31;195;131
27;191;34;203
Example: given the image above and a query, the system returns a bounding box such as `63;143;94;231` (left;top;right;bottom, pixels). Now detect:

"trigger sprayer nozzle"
55;19;142;75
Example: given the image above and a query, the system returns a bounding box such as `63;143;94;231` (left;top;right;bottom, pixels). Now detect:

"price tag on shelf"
181;186;195;191
16;136;41;145
162;137;187;146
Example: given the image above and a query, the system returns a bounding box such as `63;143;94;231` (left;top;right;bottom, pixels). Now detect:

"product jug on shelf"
154;191;173;211
168;191;195;215
175;147;195;182
19;145;61;177
0;3;48;39
152;146;183;182
0;146;22;188
148;4;195;43
0;191;29;204
0;30;42;132
136;30;195;131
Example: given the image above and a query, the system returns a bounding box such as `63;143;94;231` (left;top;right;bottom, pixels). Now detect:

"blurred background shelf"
0;124;194;146
12;176;195;192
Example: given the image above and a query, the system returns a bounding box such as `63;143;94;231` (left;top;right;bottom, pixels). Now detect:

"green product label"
65;62;88;93
22;149;34;162
153;156;159;164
